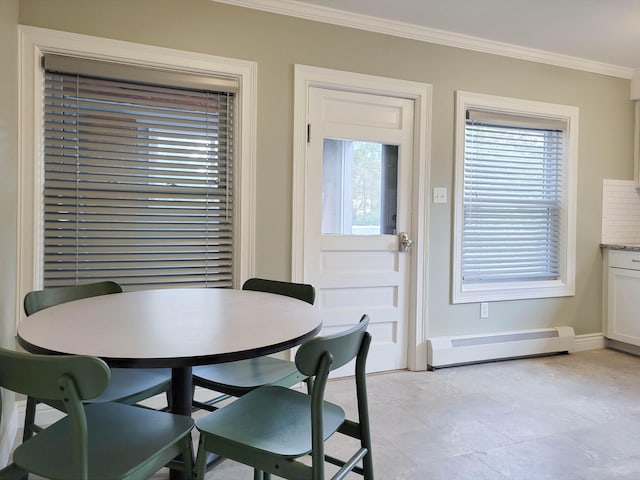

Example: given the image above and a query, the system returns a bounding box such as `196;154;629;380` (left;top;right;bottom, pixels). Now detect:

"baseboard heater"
427;326;575;369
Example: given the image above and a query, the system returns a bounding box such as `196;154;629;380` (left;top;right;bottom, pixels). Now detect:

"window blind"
43;61;236;290
462;111;564;284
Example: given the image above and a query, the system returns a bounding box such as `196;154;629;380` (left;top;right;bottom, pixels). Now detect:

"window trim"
18;26;257;321
452;91;579;303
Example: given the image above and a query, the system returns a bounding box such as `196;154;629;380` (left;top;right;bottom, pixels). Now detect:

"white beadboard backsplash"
602;179;640;244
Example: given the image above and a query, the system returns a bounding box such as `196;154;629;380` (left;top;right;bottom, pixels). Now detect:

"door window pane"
322;139;398;235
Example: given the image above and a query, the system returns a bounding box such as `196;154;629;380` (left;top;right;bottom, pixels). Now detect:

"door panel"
305;87;414;373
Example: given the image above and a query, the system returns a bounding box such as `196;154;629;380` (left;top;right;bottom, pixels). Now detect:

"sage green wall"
1;0;19;455
18;0;634;338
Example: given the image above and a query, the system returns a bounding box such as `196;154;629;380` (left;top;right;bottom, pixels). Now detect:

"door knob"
399;232;413;252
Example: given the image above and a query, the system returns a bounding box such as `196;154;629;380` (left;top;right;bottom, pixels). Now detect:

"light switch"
433;187;448;204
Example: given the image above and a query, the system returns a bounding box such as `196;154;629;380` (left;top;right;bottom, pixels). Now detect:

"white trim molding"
452;91;579;303
575;333;606;352
17;26;258;320
213;0;633;79
291;65;432;371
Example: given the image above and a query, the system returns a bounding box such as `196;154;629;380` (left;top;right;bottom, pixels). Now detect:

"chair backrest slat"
242;278;315;305
24;281;123;316
295;315;369;376
0;348;109;401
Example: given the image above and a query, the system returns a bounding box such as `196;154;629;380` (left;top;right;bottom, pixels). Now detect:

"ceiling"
218;0;640;76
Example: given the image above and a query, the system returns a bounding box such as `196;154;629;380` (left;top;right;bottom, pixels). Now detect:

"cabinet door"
608;266;640;345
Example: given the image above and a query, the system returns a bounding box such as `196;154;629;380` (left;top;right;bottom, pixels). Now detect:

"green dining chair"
194;315;373;480
0;348;195;480
191;277;315;412
22;281;172;441
0;464;27;480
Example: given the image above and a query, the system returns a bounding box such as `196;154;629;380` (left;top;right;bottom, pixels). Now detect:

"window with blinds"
42;55;237;290
463;111;563;284
453;92;578;303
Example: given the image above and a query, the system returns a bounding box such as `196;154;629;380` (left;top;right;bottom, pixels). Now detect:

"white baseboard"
574;332;606;351
605;337;640;356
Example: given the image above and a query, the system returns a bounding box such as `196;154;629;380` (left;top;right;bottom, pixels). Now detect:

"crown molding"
213;0;634;79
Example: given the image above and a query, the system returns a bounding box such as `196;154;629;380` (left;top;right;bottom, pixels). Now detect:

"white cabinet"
605;249;640;346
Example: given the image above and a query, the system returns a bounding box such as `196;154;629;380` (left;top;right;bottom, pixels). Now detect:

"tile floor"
14;348;640;479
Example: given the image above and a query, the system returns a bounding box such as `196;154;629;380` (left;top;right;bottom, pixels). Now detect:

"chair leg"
165;388;172;412
22;397;38;442
362;450;374;479
359;412;374;479
253;470;266;480
194;436;208;480
181;435;195;480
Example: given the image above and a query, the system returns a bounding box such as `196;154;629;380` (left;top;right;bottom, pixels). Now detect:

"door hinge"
307;123;311;143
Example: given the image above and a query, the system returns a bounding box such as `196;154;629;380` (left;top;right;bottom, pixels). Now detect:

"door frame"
292;65;432;371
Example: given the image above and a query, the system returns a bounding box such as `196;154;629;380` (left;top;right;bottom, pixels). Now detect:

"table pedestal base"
170;367;193;480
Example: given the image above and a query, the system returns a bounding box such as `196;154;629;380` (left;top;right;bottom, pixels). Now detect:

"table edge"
17;323;322;368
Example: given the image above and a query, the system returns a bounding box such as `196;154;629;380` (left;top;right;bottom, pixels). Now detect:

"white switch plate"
480;302;489;318
433;187;447;204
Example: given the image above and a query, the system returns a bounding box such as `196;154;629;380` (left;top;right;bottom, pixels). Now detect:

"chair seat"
193;357;304;396
90;367;171;403
14;402;194;480
196;385;344;458
35;368;171;413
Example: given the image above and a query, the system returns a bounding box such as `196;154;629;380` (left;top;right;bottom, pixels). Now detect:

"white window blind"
462;109;564;285
42;56;236;290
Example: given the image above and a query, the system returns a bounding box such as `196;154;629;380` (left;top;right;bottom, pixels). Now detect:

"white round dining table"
17;287;323;480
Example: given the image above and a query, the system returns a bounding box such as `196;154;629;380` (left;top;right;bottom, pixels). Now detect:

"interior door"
305;87;415;373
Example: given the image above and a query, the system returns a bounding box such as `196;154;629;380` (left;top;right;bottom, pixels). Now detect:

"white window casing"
453;91;578;303
18;26;257;320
